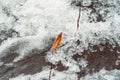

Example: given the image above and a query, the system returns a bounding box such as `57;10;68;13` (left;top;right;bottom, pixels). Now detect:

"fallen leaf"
51;32;62;51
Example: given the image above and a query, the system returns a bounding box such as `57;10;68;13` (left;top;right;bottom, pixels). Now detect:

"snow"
9;70;78;80
9;69;120;80
0;0;78;61
80;69;120;80
0;0;120;80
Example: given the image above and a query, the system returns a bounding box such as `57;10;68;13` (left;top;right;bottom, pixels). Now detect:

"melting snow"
0;0;120;80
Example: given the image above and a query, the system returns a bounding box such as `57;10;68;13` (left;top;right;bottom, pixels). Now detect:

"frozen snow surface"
9;69;120;80
0;0;120;80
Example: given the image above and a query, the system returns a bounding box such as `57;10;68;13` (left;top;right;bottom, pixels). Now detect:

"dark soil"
73;40;120;78
0;50;48;80
0;40;120;80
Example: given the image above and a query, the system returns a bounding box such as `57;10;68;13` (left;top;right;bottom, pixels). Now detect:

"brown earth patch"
73;40;120;78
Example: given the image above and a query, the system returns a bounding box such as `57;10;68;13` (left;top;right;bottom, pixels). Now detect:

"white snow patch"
0;0;120;80
0;0;120;60
80;69;120;80
10;70;77;80
9;69;120;80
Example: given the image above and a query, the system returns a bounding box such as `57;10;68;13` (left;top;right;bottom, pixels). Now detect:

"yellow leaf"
51;32;62;51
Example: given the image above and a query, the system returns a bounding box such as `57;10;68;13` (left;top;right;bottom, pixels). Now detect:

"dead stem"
48;64;53;80
77;6;81;30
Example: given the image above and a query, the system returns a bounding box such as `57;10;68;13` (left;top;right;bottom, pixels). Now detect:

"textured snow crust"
0;0;120;80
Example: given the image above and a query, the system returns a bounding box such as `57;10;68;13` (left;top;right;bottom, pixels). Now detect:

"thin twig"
48;64;53;80
77;0;83;30
77;6;81;30
48;51;54;80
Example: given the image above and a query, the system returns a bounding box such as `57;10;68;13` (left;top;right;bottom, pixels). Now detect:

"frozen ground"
0;0;120;80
